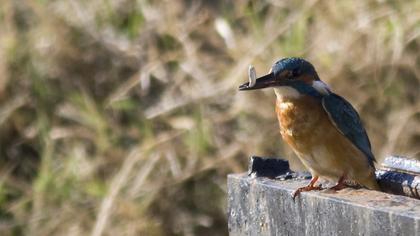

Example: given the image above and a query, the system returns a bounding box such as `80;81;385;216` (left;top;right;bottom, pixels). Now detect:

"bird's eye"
292;69;300;77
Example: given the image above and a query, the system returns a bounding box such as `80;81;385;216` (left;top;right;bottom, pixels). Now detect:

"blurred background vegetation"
0;0;419;235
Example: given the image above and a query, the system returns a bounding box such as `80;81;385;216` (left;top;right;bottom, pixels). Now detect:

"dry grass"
0;0;419;235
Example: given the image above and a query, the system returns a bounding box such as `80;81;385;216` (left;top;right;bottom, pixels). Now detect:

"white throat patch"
274;87;301;100
312;80;330;95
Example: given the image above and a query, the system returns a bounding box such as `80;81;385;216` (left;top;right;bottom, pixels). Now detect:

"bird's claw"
292;185;323;201
328;182;348;191
327;175;348;191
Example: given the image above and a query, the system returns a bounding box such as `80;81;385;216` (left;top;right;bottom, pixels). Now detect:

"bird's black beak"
238;73;277;91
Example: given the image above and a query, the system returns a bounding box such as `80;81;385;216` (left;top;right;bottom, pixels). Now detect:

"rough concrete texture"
382;156;420;174
228;174;420;236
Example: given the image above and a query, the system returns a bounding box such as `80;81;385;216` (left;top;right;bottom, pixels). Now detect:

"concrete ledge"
228;174;420;236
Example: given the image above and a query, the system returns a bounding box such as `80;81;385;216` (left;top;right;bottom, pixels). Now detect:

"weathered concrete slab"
247;156;420;199
228;174;420;236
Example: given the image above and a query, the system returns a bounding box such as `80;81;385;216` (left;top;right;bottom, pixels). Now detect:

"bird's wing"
321;93;376;167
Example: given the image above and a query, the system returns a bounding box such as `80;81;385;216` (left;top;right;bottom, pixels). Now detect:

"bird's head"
239;57;330;97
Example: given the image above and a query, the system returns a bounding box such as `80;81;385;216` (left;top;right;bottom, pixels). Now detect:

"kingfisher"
239;57;380;199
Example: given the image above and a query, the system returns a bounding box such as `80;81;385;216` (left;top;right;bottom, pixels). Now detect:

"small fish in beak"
248;65;256;88
239;66;277;91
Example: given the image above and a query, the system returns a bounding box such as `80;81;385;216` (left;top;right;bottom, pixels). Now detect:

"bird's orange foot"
328;182;348;191
292;175;321;201
328;175;348;191
292;185;322;200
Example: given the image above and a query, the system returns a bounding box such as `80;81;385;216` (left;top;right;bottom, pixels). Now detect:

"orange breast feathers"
275;95;327;152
